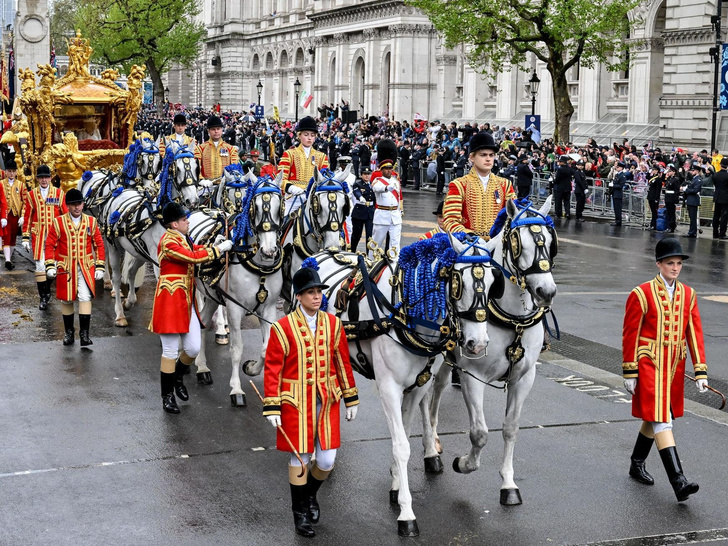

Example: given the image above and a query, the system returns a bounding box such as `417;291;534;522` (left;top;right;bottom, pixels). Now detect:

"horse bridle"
173;150;198;188
138;145;160;183
249;178;284;235
500;208;558;290
307;181;349;242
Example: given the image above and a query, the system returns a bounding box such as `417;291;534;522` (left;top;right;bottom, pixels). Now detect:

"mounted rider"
160;113;194;157
194;115;239;181
149;202;234;414
443;132;516;239
263;267;358;538
278;116;329;218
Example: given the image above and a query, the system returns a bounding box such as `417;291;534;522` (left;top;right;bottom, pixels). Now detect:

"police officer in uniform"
622;238;708;502
646;165;663;231
609;161;631;226
552;156;573;219
663;165;681;233
712;157;728;239
682;162;702;238
350;167;375;253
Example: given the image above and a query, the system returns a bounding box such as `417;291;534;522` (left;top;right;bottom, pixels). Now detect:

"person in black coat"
454;149;468;178
515;156;533;199
682;163;703;238
646;165;663;230
609;162;631;226
359;143;372;173
552;156;574;219
350;167;375;252
435;148;446;195
411;144;426;190
711;157;728;239
573;161;589;222
663;165;682;233
398;142;411;187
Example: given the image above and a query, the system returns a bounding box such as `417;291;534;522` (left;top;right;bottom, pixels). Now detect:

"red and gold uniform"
278;145;329;193
149;229;220;334
263;307;359;453
194;140;239;180
419;226;443;241
443;169;515;238
160;132;194;157
1;175;26;247
44;213;105;301
0;179;7;230
622;275;707;422
23;186;67;261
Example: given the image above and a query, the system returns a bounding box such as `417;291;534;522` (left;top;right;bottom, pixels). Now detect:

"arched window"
280;50;289;69
295;47;305;67
252;54;260;71
266;52;274;69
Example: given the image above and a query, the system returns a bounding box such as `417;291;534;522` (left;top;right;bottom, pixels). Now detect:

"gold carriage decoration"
5;30;145;192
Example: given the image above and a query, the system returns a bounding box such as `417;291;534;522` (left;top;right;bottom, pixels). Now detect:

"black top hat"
433;202;444;216
296;116;318;133
162;202;188;225
468;132;498;154
293;267;329;295
206;115;223;129
173;114;187;125
36;164;52;177
65;188;84;205
655;238;689;261
5;159;17;170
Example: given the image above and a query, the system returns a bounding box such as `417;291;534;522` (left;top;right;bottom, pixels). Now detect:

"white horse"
135;136;163;186
279;167;351;310
310;232;504;536
195;172;285;405
429;196;558;506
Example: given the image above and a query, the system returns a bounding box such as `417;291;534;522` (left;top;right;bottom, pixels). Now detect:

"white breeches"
35;252;46;273
76;266;92;303
289;399;337;471
371;223;402;254
650;420;673;434
160;312;202;360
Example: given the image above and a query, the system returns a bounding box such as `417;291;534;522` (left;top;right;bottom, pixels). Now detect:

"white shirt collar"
660;274;676;300
40;186;49;198
301;308;318;333
303;146;312;158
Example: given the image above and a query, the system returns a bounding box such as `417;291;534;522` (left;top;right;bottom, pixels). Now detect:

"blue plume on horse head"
225;163;244;175
122;141;143;183
489;198;552;238
82;170;93;183
156;148;177;209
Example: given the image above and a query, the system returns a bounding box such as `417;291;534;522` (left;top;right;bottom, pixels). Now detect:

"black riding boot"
659;446;699;502
161;372;180;414
79;314;93;346
37;282;48;310
291;483;315;537
307;474;325;524
62;314;75;346
629;433;654;485
174;359;190;401
43;280;53;305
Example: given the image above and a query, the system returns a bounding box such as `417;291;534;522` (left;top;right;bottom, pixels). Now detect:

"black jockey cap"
433;202;444;216
206;115;223;129
173;114;187;125
468;132;499;154
293;267;329;295
6;159;17;170
655;238;689;261
162;202;189;225
37;164;52;177
296;116;318;133
65;188;84;205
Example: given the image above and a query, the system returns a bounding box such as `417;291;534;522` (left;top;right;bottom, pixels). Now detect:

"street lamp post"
529;71;540;116
164;86;170;103
257;80;263;106
294;77;301;122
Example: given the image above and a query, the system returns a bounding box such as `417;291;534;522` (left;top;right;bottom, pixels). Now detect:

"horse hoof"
114;318;128;327
123;299;133;310
389;489;398;505
424;456;444;474
215;334;229;345
500;488;523;506
397;520;419;537
104;281;112;290
452;457;463;474
242;360;259;376
435;438;443;454
230;393;247;407
110;290;117;298
196;372;213;385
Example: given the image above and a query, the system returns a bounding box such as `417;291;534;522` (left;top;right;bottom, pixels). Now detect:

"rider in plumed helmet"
278;115;329;218
622;237;708;503
263;266;359;537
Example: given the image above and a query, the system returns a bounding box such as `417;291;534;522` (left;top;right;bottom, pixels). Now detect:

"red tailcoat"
45;213;106;301
23;186;67;260
263;308;359;453
149;229;220;334
443;169;515;239
622;276;707;422
278;145;329;193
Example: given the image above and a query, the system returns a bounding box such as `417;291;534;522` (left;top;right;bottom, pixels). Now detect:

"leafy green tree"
407;0;641;141
74;0;205;107
50;0;78;55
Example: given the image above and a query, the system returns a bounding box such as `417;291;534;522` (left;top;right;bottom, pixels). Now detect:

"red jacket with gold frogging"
149;229;220;334
23;186;67;260
622;275;707;422
263;308;358;453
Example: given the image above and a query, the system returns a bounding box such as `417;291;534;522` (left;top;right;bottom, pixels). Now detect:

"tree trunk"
146;58;165;111
550;71;574;144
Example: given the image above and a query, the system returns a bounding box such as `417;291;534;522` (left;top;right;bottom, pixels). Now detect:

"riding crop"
685;373;726;410
249;380;306;476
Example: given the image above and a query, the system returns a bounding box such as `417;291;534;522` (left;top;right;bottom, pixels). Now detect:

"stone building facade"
166;0;725;148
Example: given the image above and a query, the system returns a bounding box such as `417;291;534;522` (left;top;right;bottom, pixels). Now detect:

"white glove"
624;378;636;395
266;415;281;428
1;219;6;228
358;197;366;205
46;268;57;279
95;270;104;281
199;179;214;188
288;185;305;196
696;378;708;393
585;189;589;195
22;241;30;252
214;234;226;245
346;405;358;421
17;217;24;227
215;239;234;253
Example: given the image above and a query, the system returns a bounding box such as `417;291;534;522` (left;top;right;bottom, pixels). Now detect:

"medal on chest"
494;189;501;205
